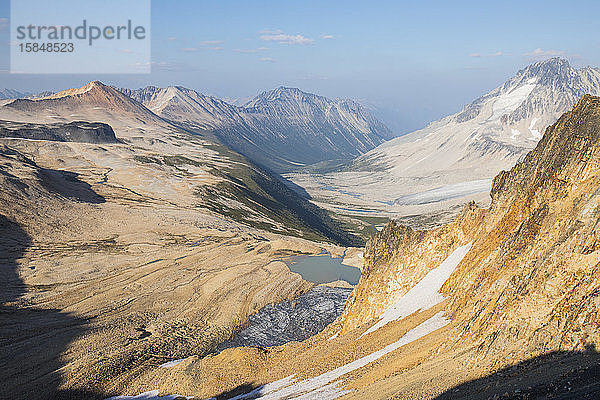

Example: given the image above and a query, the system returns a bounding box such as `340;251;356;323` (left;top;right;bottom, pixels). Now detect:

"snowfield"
362;242;472;336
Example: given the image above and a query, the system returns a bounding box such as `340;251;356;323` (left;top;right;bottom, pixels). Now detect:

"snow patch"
529;117;542;140
159;358;186;368
489;79;536;121
105;390;192;400
510;128;521;140
362;242;472;336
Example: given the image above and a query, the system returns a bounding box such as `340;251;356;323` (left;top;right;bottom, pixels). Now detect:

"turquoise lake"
286;255;361;285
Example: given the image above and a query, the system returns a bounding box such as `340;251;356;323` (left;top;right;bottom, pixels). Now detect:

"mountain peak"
530;56;570;69
512;57;574;85
250;86;312;104
37;80;112;101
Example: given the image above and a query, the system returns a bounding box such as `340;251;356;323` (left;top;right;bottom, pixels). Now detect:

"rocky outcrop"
0;120;120;143
341;95;600;365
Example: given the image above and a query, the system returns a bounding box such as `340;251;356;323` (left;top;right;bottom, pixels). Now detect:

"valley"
286;58;600;229
2;56;600;400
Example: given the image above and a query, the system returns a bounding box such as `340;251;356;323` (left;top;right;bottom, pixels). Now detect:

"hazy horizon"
1;0;599;133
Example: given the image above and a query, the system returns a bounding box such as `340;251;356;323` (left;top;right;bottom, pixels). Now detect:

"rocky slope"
338;94;600;393
124;96;600;399
286;58;600;226
120;85;393;172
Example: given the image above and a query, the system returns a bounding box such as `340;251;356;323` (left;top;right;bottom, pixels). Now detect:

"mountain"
0;81;362;246
0;89;30;100
119;85;394;172
150;96;600;399
285;58;600;226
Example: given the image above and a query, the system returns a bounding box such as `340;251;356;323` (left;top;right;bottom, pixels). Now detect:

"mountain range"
3;59;600;399
0;80;362;246
119;85;394;172
285;58;600;227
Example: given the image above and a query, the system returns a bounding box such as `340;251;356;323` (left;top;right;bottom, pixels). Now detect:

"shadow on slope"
38;168;105;204
0;217;101;399
214;383;261;399
435;345;600;400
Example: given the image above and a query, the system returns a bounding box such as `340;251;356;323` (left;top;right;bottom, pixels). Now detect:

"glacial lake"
287;254;361;285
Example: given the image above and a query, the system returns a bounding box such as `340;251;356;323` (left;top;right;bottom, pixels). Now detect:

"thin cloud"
320;34;335;40
234;47;268;54
200;40;225;46
259;29;281;34
260;29;313;45
182;45;222;52
167;37;177;41
524;48;566;58
469;51;509;58
259;57;275;63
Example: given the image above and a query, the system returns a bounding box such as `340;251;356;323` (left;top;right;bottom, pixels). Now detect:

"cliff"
341;95;600;366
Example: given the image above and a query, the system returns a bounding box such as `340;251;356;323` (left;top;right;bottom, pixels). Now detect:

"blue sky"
0;0;599;132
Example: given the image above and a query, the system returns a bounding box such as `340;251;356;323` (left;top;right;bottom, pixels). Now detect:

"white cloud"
260;29;313;45
469;51;509;58
234;47;268;54
259;57;275;63
182;45;222;52
200;40;224;45
320;34;334;40
524;48;566;58
259;29;282;34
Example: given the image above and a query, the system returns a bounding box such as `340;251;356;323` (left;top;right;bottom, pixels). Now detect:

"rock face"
120;85;393;172
0;120;120;143
342;95;600;363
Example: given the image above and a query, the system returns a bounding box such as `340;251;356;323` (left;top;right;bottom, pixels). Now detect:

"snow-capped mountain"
120;85;393;172
362;58;600;181
285;58;600;224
